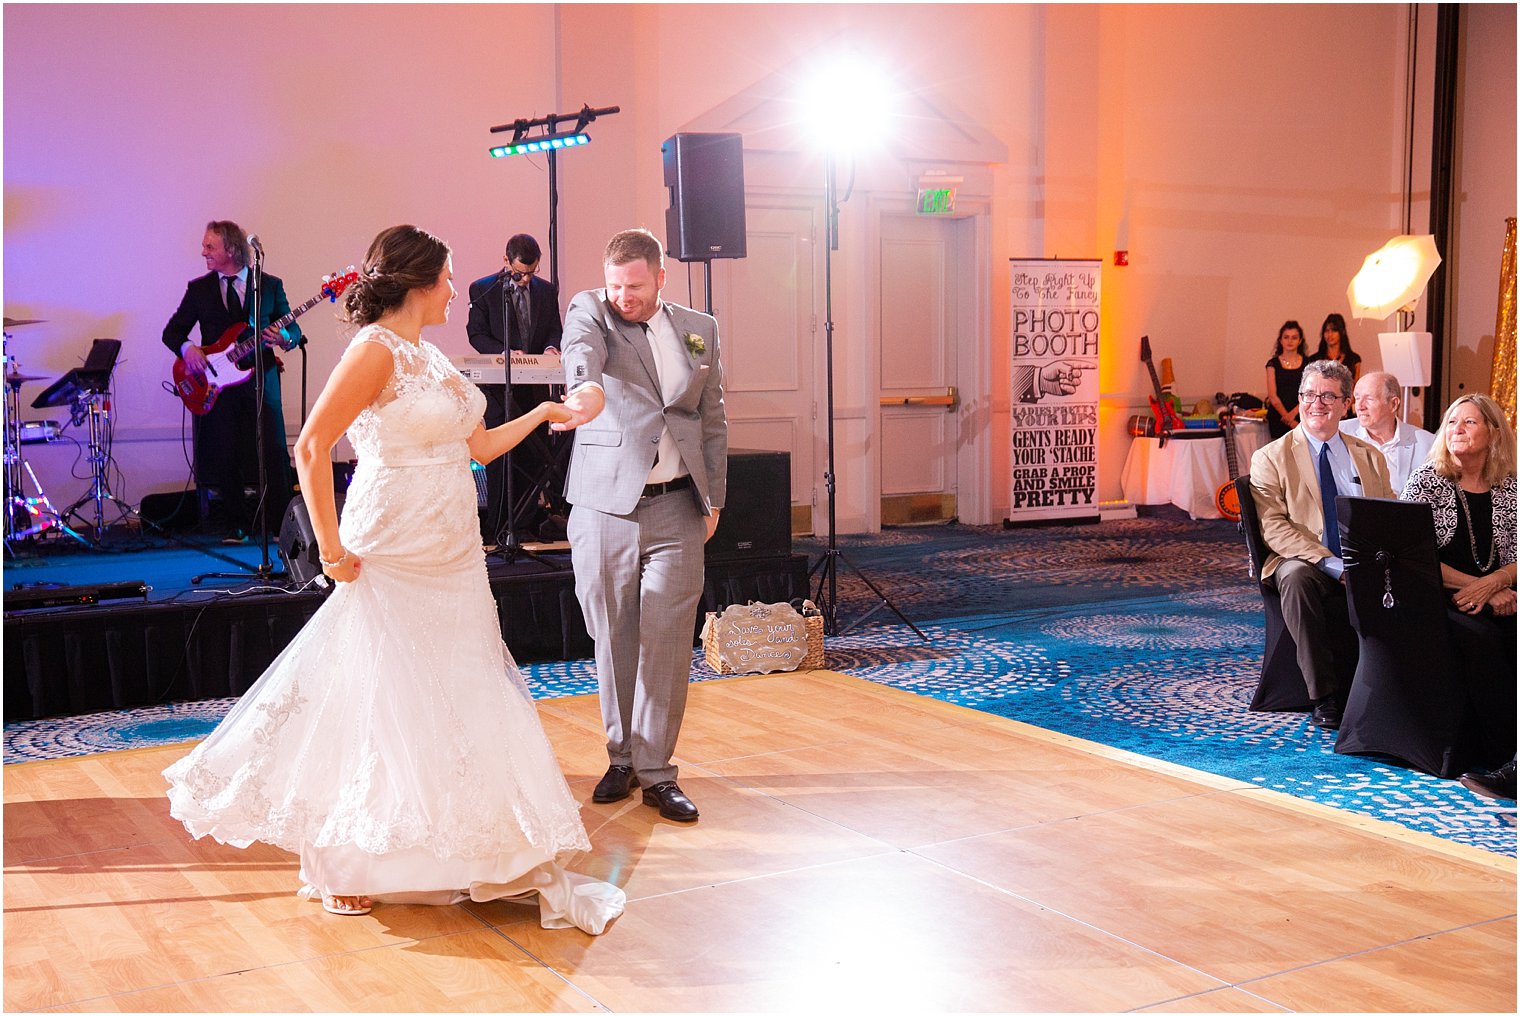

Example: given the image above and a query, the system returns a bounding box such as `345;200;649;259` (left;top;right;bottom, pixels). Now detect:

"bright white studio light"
801;58;896;153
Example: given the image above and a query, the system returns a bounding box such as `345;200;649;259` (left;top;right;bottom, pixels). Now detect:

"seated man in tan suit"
1249;359;1395;730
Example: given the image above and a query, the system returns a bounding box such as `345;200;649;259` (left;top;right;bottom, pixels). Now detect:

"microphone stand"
193;240;288;587
490;273;558;570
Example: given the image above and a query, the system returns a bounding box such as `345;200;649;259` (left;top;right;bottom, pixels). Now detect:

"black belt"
641;474;692;499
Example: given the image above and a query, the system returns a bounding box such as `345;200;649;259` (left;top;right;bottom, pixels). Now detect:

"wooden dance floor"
6;671;1515;1012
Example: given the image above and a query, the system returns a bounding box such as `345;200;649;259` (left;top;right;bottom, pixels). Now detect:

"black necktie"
225;276;243;321
1318;443;1342;557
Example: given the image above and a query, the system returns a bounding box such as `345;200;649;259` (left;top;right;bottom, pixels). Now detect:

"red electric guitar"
1139;335;1184;445
171;269;358;415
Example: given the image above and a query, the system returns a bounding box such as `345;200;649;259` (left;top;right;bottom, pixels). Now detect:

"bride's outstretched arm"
292;342;394;582
468;401;574;465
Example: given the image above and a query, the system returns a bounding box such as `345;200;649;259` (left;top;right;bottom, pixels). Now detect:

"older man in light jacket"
1339;371;1436;494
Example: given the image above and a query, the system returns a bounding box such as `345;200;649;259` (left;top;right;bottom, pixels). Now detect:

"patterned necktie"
225;276;243;321
1318;443;1342;557
512;285;530;346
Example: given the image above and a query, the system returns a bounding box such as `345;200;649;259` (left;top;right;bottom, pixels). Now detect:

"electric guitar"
1214;392;1242;521
171;269;358;416
1139;335;1184;445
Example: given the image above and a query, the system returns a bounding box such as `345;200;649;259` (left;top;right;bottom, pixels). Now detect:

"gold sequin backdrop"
1492;217;1517;429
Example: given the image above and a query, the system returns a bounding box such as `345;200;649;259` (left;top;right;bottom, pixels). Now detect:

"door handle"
881;387;958;408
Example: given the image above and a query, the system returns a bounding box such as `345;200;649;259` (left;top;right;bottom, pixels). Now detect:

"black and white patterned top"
1401;463;1517;571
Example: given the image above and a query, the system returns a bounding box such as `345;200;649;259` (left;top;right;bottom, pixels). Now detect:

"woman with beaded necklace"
1404;394;1518;611
1402;393;1516;786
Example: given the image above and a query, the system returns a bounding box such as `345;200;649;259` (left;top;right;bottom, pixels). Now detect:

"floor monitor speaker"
279;492;345;585
706;448;790;561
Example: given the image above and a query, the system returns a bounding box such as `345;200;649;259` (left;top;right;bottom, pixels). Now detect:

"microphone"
248;234;264;258
466;268;510;309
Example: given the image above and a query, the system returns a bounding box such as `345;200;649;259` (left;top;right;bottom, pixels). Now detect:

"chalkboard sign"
705;601;810;675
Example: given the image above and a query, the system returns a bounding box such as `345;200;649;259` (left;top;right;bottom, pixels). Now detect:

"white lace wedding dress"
164;324;624;934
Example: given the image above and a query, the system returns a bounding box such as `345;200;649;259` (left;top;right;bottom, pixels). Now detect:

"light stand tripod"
807;152;928;641
488;278;561;570
193;240;287;586
483;104;620;567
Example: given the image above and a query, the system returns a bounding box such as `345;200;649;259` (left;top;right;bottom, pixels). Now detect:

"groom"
552;228;728;822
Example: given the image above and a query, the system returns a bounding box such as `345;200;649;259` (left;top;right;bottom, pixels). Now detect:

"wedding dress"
164;324;623;934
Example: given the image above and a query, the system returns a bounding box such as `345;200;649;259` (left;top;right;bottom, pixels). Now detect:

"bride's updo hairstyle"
340;225;451;326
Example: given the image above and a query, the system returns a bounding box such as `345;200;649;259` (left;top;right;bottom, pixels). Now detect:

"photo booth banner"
1006;259;1101;524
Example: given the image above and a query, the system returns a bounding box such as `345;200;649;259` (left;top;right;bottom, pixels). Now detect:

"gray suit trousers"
569;487;706;787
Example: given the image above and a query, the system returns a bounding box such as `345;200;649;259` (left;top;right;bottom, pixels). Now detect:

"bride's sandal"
321;894;372;916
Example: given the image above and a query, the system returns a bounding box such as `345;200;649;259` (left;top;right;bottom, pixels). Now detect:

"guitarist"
162;220;299;542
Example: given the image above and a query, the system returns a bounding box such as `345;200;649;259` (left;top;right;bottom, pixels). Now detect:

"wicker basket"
702;601;825;674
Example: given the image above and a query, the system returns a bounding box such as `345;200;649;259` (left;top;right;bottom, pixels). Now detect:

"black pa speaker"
706;448;790;561
663;132;747;263
279;493;345;585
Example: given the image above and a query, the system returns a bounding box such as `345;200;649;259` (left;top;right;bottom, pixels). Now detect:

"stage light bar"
489;133;591;158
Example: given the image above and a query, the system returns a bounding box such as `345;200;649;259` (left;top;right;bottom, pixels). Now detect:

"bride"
164;224;624;933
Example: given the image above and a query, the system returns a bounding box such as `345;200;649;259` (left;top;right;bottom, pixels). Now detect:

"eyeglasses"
1297;390;1346;405
508;264;538;282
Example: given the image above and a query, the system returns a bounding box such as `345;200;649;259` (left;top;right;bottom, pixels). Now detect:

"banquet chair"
1233;476;1357;713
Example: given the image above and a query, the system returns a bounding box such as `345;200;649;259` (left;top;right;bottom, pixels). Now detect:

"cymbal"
5;370;46;385
3;317;46;328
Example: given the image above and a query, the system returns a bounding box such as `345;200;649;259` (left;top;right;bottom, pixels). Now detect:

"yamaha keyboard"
451;352;563;386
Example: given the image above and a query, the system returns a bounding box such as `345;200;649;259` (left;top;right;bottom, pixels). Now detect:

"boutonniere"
684;332;706;357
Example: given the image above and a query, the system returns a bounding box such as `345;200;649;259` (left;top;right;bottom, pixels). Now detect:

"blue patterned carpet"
6;510;1515;856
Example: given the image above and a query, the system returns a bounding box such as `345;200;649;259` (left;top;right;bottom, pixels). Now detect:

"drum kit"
3;316;119;551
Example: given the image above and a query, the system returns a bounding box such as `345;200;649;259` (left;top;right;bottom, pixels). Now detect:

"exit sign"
916;187;956;215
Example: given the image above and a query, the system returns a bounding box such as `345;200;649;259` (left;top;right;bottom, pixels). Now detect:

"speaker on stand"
662;132;747;313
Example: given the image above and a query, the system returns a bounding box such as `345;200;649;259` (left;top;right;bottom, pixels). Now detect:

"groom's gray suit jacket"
559;290;727;515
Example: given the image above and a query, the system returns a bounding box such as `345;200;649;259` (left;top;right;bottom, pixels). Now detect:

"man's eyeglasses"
1297;390;1346;405
508;266;538;283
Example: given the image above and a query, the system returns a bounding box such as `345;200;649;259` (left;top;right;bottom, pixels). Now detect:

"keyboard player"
465;234;564;544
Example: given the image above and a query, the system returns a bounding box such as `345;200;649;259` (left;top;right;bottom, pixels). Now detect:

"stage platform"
2;533;805;721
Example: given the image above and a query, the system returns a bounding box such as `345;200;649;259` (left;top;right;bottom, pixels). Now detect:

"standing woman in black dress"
1264;320;1308;440
1316;313;1362;418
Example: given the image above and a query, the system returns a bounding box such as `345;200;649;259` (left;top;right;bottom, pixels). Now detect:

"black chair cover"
1235;476;1355;712
1333;495;1470;777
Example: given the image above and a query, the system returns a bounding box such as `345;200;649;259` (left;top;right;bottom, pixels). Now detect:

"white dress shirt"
642;305;693;484
180;266;248;357
1303;429;1362;579
1339;417;1435;495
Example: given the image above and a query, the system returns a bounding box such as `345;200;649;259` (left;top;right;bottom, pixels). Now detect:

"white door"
877;213;970;524
707;202;819;533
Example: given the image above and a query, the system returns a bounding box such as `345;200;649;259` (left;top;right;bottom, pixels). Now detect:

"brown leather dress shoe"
641;781;699;822
592;765;636;803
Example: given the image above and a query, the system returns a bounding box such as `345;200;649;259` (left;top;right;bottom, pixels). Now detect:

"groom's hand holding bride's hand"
550;385;604;431
541;402;577;428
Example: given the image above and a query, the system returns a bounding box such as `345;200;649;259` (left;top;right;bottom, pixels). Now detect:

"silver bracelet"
319;548;350;568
